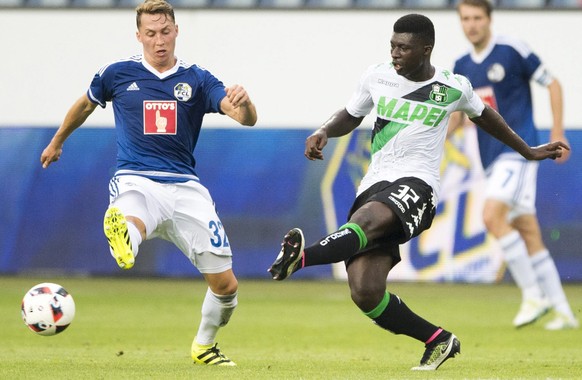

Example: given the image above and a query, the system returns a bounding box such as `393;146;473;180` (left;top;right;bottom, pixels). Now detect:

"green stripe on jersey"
371;121;408;154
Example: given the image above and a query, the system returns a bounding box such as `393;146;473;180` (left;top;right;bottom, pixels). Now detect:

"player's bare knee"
352;202;401;240
482;214;495;233
206;274;238;296
483;214;512;237
349;282;385;311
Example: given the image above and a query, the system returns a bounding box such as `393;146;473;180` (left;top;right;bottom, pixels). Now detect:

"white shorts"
485;153;538;221
108;174;232;274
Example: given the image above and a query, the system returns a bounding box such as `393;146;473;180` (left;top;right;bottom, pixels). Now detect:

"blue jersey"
87;55;226;182
453;35;552;169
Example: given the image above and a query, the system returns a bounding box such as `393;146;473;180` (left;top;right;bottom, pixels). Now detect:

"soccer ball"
21;283;76;336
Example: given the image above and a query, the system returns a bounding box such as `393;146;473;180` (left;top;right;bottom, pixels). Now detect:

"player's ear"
136;30;142;43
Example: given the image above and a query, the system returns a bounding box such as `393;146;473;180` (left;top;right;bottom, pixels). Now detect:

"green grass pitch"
1;276;581;379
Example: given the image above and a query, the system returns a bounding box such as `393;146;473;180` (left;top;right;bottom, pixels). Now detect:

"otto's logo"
475;86;498;111
174;83;192;101
143;101;177;135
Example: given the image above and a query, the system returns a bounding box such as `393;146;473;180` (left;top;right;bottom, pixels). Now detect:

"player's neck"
473;33;491;54
145;56;177;74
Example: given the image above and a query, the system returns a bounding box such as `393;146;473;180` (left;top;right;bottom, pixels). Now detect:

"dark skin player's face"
390;32;434;82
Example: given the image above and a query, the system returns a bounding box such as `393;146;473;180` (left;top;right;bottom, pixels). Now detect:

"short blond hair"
135;0;175;28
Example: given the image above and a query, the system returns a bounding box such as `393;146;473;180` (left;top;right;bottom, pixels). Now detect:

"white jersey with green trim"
345;62;485;200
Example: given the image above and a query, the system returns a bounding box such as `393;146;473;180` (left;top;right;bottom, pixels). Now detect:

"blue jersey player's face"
458;4;491;51
136;12;179;73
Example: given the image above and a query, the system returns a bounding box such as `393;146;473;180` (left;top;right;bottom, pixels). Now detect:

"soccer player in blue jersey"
449;0;578;330
40;0;257;366
268;13;568;371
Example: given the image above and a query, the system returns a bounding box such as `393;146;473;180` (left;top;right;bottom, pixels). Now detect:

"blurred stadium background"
0;0;581;9
1;3;580;283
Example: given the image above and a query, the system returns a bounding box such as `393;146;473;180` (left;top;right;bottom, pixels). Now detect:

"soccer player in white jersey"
40;0;257;366
449;0;578;330
268;14;568;371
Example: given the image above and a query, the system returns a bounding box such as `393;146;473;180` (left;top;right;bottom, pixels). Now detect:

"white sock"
499;230;543;300
126;221;142;257
195;288;238;346
531;249;574;318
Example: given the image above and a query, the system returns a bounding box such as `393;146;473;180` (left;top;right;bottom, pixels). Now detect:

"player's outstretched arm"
470;105;569;161
305;108;363;161
547;78;571;163
40;94;97;169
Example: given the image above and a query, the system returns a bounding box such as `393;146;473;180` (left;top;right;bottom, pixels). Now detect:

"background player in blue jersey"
268;14;568;371
40;0;257;366
449;0;577;330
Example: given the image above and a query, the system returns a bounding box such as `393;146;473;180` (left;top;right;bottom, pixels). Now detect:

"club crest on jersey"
429;84;448;103
487;63;505;83
143;101;177;135
174;83;192;102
